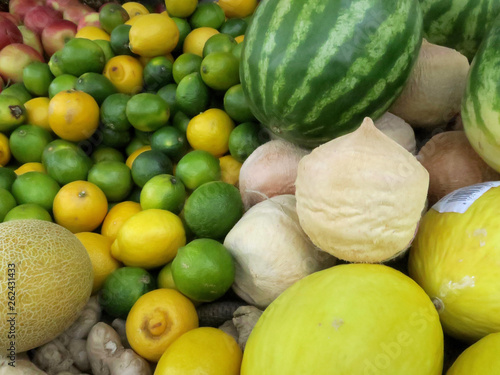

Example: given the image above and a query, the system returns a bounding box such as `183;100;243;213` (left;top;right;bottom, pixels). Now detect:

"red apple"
9;0;45;21
155;3;167;13
46;0;80;11
18;25;44;56
0;12;21;25
77;12;100;31
63;4;93;24
0;15;23;51
41;19;77;56
24;6;63;35
0;43;44;83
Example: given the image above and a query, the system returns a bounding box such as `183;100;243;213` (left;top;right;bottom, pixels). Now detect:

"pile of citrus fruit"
0;0;261;373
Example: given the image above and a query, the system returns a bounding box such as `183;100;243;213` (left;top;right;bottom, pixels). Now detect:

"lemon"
183;27;219;57
129;14;179;57
155;327;242;375
103;55;144;95
126;145;151;168
75;26;111;41
218;0;257;18
219;155;242;185
111;209;186;269
24;97;51;132
165;0;198;18
409;182;500;342
187;108;234;157
0;133;10;167
235;35;244;43
15;162;46;175
101;201;142;242
122;2;149;18
447;332;500;374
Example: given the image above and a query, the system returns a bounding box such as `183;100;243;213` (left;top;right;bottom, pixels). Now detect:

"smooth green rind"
241;0;423;148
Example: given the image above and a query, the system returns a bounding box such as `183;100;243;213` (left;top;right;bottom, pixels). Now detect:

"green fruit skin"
0;96;26;132
241;0;423;148
0;83;32;104
110;24;133;56
150;126;188;162
0;188;17;222
190;3;226;29
0;168;17;191
176;72;210;117
9;125;53;164
131;150;173;188
42;140;93;185
48;74;77;99
173;53;203;84
126;93;170;132
23;62;54;97
140;174;186;214
88;161;132;202
228;122;263;163
75;72;118;106
157;84;179;116
224;84;256;123
60;38;106;77
172;17;192;53
99;126;131;149
175;150;221;190
11;172;60;211
101;93;132;132
200;52;240;91
203;33;237;57
144;57;174;91
99;3;130;34
3;203;53;222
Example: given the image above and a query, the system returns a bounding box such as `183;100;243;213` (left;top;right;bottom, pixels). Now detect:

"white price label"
432;182;500;214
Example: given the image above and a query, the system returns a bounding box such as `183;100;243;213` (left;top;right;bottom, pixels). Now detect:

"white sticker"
432;181;500;214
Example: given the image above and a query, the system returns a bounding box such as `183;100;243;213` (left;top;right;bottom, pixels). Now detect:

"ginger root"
0;353;47;375
219;306;263;350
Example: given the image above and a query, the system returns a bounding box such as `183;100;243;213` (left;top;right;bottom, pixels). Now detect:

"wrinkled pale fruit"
295;117;429;263
374;112;417;154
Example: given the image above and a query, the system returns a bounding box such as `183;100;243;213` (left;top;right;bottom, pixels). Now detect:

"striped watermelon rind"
240;0;423;148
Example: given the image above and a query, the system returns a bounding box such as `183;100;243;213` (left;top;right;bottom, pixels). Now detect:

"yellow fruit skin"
241;264;443;375
0;220;93;353
126;288;199;362
219;155;241;186
103;56;144;95
122;2;150;18
126;145;151;168
447;332;500;375
187;108;234;157
101;201;142;242
129;14;179;57
409;187;500;342
0;133;11;166
75;26;110;41
183;27;219;57
218;0;257;18
155;327;242;375
15;162;46;175
24;97;51;132
165;0;197;18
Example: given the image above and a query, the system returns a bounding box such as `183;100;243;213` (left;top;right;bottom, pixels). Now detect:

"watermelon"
240;0;423;148
420;0;500;61
462;16;500;173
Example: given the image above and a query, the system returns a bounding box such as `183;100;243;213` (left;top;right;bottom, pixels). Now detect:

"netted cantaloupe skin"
0;220;93;353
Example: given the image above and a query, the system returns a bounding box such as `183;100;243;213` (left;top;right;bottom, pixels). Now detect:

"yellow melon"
0;220;93;353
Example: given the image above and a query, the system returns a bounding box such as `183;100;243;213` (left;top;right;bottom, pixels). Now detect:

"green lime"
109;24;133;56
75;72;117;105
42;139;93;185
172;111;191;133
189;2;225;30
171;238;235;302
140;174;186;213
11;171;60;211
0;96;26;133
125;137;148;156
88;161;132;202
9;125;53;164
99;266;156;319
48;51;64;77
228;122;263;163
94;39;115;62
99;125;131;149
60;38;106;77
150;126;188;162
0;168;16;191
203;33;237;57
200;51;240;91
175;150;221;190
23;62;54;97
131;150;173;188
157;83;178;116
157;262;178;291
172;53;203;84
101;93;131;132
126;93;170;132
134;128;153;144
144;56;174;91
232;42;243;62
91;147;125;164
220;18;248;38
126;186;142;203
3;203;53;222
175;72;210;117
171;17;191;53
48;74;77;99
224;84;256;123
0;83;32;104
99;3;130;34
0;188;16;222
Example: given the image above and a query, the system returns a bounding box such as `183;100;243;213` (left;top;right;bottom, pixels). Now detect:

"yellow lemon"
75;232;120;294
103;55;144;95
218;0;257;18
126;145;151;168
111;209;186;269
235;35;244;44
129;14;179;57
0;133;10;167
15;162;46;175
101;201;142;241
183;27;219;57
126;288;198;362
75;26;111;41
447;332;500;375
24;97;51;132
122;2;149;18
155;327;242;375
187;108;234;157
125;14;144;26
219;155;241;186
165;0;198;18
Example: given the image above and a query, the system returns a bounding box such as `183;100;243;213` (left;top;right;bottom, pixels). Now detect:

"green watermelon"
462;16;500;173
240;0;423;148
420;0;500;61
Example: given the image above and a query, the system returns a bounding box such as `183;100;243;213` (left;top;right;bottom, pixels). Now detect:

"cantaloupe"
0;220;93;353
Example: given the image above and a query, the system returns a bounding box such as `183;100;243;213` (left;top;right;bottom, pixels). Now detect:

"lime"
140;174;186;214
172;238;235;302
220;18;248;38
228;122;263;163
127;186;142;203
0;188;16;222
3;203;53;222
48;51;64;77
151;126;188;162
200;52;240;91
11;171;60;211
9;125;53;164
91;147;125;164
60;38;106;77
224;83;256;123
100;93;132;132
176;72;210;117
173;111;191;133
157;262;178;290
0;168;16;191
99;266;156;318
126;93;170;132
42;139;93;185
125;137;148;156
203;33;237;57
98;125;131;149
157;83;178;116
166;0;198;18
94;39;115;62
88;161;132;202
189;3;225;30
171;17;192;53
0;83;32;104
134;128;153;144
172;53;203;84
183;181;243;239
131;150;173;188
110;24;133;56
99;3;130;34
0;96;26;133
75;72;118;105
48;74;77;99
23;62;54;97
144;56;174;91
175;150;221;190
232;42;243;62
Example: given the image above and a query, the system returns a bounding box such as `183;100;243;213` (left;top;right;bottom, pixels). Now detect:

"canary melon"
0;220;93;354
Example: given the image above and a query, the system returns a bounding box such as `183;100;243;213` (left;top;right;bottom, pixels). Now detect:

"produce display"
1;0;500;374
